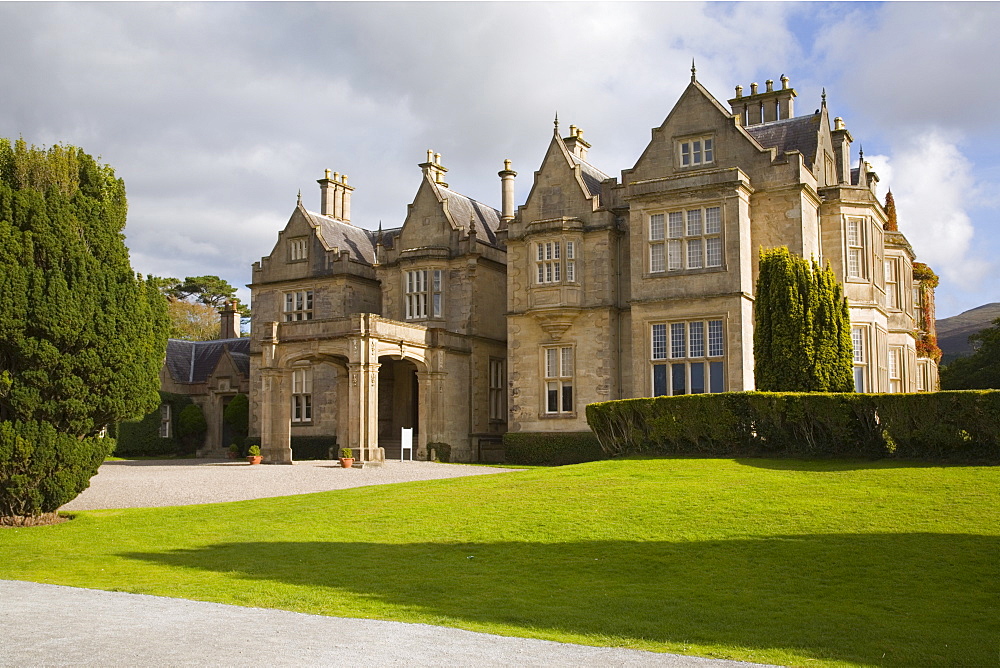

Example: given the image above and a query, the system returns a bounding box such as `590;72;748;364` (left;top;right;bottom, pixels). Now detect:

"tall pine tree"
754;247;854;392
0;138;169;519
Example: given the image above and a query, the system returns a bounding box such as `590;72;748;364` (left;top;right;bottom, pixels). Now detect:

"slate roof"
304;210;377;264
436;186;501;245
747;114;822;168
164;338;250;384
570;154;610;198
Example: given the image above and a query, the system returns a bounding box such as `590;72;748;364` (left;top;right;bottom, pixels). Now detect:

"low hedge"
586;391;1000;462
503;431;606;466
241;435;337;460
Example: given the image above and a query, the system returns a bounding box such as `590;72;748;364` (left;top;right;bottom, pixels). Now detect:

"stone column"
260;368;293;464
415;371;432;459
347;333;380;463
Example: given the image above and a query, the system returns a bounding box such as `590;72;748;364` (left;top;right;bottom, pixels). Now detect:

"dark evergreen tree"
940;317;1000;389
0;138;169;520
754;247;854;392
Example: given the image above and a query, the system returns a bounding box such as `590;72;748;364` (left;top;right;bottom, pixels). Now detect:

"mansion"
248;71;939;464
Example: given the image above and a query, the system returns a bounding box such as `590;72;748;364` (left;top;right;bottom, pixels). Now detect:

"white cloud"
868;132;991;290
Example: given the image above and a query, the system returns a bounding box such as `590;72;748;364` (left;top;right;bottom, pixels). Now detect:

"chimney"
728;75;797;126
563;125;591;160
830;117;853;185
316;169;355;223
498;158;517;227
419;149;449;188
220;300;240;339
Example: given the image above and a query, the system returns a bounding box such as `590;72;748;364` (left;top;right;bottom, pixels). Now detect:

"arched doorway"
377;356;419;458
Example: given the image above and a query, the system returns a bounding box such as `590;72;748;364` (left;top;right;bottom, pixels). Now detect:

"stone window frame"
283;289;313;321
534;239;578;285
846;217;868;281
650;318;726;396
677;134;715;169
542;345;575;416
158;403;171;438
488;357;506;422
404;269;444;320
888;346;904;393
288;237;309;262
648;205;724;275
291;366;312;424
852;325;869;392
884;257;900;310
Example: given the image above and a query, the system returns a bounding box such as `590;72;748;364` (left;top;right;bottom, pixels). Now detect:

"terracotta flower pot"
247;456;262;465
340;458;355;469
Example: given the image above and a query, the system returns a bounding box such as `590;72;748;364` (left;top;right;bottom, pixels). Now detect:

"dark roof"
746;114;821;168
570;154;610;198
165;338;250;384
376;227;402;250
436;186;501;245
304;210;377;265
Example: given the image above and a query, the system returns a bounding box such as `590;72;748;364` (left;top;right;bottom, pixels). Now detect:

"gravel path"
10;459;775;667
62;458;521;510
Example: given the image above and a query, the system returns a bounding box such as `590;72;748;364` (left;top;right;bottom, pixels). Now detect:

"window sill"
646;266;725;278
539;412;577;420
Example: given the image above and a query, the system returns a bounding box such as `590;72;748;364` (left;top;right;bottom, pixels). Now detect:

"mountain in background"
936;303;1000;364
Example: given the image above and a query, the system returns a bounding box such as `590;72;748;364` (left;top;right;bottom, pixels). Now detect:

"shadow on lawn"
732;458;962;472
122;532;999;666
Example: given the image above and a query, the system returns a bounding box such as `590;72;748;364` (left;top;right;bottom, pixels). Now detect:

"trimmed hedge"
115;393;194;457
503;431;606;466
241;435;338;460
586;391;1000;462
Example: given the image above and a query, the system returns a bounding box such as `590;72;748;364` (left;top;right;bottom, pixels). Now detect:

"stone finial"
691;58;696;82
297;189;302;205
781;74;790;90
554;111;559;133
821;87;827;107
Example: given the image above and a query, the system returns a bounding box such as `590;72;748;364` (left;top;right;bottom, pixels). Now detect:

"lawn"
1;458;997;667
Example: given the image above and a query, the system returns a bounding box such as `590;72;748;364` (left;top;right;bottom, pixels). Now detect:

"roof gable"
164;338;250;384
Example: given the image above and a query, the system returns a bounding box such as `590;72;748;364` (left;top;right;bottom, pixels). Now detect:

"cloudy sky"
1;1;997;318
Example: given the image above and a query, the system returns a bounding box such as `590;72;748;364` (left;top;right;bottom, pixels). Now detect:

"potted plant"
246;445;262;465
227;444;240;460
339;447;355;469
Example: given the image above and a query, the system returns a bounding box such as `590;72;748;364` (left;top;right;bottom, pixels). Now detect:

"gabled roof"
746;114;822;168
302;209;377;265
570;153;610;198
164;338;250;384
435;185;501;245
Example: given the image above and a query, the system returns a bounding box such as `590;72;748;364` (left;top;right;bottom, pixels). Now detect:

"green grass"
1;458;998;667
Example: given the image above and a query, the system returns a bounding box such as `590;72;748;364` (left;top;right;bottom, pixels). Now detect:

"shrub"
427;442;451;463
223;394;249;450
503;431;605;466
176;403;207;450
0;420;114;517
291;435;337;460
586;391;1000;462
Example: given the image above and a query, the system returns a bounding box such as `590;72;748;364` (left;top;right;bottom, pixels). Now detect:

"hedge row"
586;391;1000;461
242;435;337;460
115;393;195;457
503;431;606;466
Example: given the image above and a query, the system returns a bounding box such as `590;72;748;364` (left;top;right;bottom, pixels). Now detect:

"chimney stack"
563;125;591;160
419;149;449;188
498;158;517;227
220;300;240;339
729;75;796;126
317;169;355;223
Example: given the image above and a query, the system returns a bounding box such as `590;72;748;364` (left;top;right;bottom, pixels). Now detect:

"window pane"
689;322;704;357
653;364;668;396
667;240;682;270
692;140;702;165
566;241;575;259
687;209;702;236
547;383;559;412
854;366;865;392
708;320;724;357
433;293;441;318
561;383;573;412
705;207;721;234
848;219;859;246
433;270;442;292
671;323;686;358
690;362;705;394
554;242;561;260
537;264;545;283
668;212;684;238
687;238;703;268
652;324;667;360
566;260;575;282
561;347;573;377
704;138;713;163
553;262;561;282
852;327;865;363
706;237;722;267
672;363;687;395
650;214;664;241
650;243;665;272
681;143;690;166
546;348;558;378
709;361;724;393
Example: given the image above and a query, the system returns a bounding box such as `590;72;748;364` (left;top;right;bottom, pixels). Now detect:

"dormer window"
405;269;443;320
289;237;308;262
679;136;714;167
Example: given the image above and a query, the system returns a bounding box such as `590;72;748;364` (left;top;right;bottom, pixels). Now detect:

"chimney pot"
766;79;774;92
735;84;743;98
780;74;789;90
751;82;759;95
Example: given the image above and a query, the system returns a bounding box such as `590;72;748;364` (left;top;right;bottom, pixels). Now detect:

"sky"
1;1;997;319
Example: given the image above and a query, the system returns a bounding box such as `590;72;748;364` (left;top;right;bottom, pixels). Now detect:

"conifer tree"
754;247;854;392
0;138;169;519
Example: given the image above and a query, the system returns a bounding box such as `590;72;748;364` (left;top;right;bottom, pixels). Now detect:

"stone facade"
249;71;939;462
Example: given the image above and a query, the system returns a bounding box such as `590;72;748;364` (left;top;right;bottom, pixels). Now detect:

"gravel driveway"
62;458;521;510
